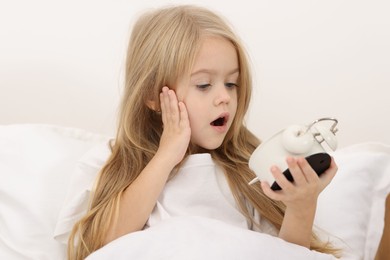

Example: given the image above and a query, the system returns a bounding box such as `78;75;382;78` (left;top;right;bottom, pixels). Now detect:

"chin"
191;134;228;151
197;140;225;151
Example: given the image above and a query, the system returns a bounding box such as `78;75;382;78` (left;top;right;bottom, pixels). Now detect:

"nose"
213;84;231;106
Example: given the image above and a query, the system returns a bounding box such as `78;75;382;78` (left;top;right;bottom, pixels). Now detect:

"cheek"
183;100;198;118
174;79;190;101
175;89;185;102
179;88;197;112
229;92;238;110
183;100;204;125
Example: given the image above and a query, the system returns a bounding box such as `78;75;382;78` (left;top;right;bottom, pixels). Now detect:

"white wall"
1;0;389;148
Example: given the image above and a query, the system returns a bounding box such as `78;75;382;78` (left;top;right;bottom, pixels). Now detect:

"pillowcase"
315;142;390;260
53;140;112;244
0;124;110;260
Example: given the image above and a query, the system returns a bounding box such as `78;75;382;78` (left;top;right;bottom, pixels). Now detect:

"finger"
159;88;168;124
320;157;338;184
296;157;319;183
178;101;189;129
286;157;307;185
161;87;176;125
270;165;294;192
167;89;179;124
260;181;284;201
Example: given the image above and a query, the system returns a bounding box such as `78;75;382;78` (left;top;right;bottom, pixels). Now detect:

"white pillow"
0;124;110;260
53;139;112;244
315;142;390;260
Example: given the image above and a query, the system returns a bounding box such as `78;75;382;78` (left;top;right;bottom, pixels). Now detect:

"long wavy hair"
68;5;339;259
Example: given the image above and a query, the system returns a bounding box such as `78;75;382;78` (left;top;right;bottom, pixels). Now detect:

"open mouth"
211;117;225;126
210;114;229;127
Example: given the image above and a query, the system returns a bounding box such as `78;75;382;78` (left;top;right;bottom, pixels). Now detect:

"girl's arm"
104;87;191;245
261;157;337;247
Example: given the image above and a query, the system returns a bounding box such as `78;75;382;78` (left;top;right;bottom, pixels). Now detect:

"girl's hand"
155;86;191;167
261;156;338;213
260;157;337;247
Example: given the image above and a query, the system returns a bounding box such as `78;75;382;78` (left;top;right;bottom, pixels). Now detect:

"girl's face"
175;36;239;150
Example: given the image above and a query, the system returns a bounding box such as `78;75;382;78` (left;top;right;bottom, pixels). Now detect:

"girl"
68;5;339;259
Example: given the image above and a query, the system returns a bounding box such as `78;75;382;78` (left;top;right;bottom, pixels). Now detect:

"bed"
0;124;389;259
1;1;390;259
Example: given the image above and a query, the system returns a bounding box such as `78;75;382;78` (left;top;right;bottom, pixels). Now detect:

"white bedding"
1;124;390;260
86;216;339;260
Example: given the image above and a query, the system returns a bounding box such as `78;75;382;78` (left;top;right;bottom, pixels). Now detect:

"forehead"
190;36;239;76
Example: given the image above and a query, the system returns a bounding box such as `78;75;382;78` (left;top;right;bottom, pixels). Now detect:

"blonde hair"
68;5;339;259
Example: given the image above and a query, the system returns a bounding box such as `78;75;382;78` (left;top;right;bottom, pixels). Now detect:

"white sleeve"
53;142;111;244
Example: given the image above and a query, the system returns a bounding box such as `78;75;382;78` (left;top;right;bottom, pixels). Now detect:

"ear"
146;99;160;112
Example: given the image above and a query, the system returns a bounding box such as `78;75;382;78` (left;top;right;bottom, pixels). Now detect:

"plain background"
1;0;389;148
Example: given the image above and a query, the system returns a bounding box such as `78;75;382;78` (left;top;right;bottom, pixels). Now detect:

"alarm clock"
248;117;339;190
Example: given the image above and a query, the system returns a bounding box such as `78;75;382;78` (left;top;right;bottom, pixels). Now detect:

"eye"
225;82;238;88
196;84;211;90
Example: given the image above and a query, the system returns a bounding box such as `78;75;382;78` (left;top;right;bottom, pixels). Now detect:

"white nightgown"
53;143;277;244
147;153;249;229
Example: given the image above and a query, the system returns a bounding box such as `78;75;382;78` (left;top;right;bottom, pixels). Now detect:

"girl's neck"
189;144;211;154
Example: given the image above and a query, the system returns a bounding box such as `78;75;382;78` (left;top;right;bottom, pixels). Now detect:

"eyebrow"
190;68;239;77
